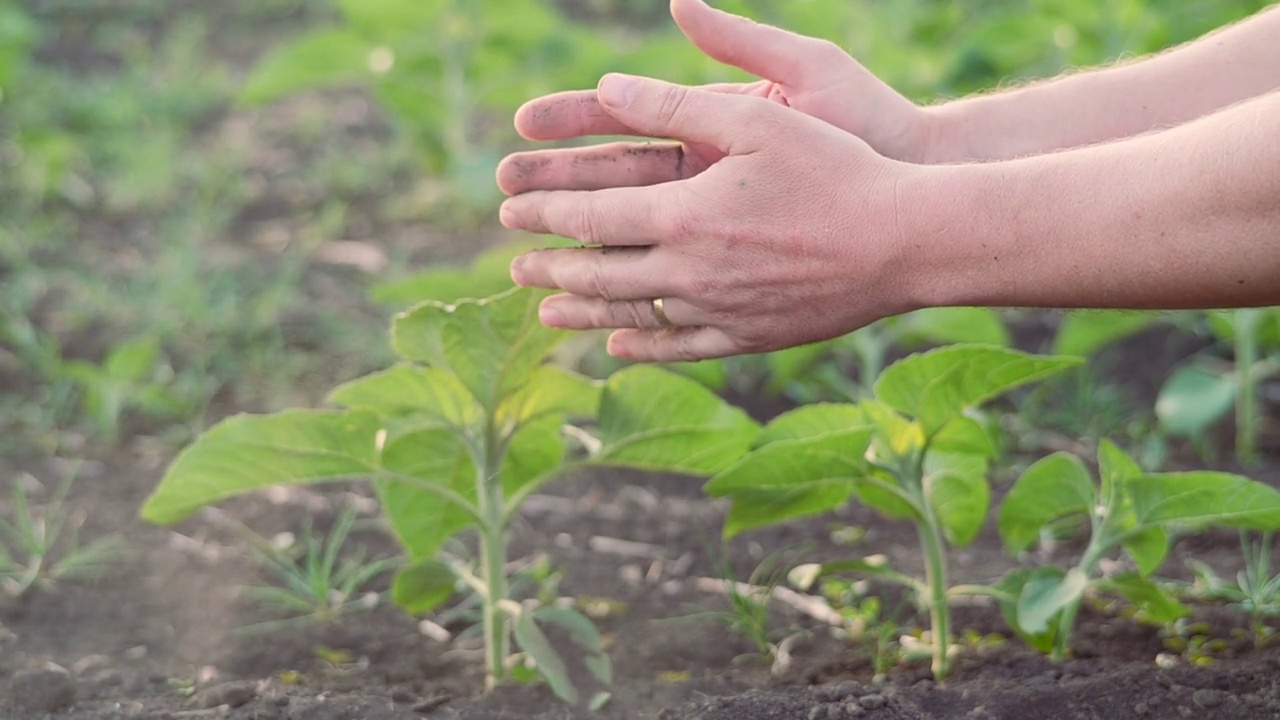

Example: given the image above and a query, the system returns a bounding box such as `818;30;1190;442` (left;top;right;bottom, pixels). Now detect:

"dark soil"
3;394;1280;720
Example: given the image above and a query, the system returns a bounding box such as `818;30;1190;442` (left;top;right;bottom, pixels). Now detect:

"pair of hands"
497;0;944;362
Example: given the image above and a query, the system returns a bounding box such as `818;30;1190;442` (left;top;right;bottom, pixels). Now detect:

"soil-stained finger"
515;90;631;140
497;142;701;195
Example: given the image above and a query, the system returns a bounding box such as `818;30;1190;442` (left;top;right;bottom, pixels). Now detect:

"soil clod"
11;666;77;712
192;680;258;709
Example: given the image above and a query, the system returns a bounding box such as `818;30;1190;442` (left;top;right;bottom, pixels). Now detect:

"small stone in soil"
11;667;76;712
808;706;827;720
843;702;866;717
390;687;416;704
193;680;257;709
825;704;843;720
833;681;863;700
1192;689;1224;708
412;695;450;713
858;693;887;710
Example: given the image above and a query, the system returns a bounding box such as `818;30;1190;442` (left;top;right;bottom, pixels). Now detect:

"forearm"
924;4;1280;162
911;90;1280;311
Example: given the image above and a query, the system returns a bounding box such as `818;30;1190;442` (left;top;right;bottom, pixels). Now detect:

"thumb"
670;0;837;86
596;73;775;151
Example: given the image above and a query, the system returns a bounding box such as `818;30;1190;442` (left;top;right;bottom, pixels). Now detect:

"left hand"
497;74;923;362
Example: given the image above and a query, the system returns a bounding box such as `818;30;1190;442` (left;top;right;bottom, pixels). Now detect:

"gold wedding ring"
652;297;673;327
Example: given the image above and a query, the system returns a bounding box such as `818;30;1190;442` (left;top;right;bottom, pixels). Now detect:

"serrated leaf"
1156;365;1235;437
755;403;865;447
998;453;1096;554
392;288;566;412
1102;572;1189;625
535;606;612;685
391;559;457;614
1017;567;1088;635
593;365;758;475
722;483;857;538
240;29;372;106
875;345;1079;435
141;410;381;524
1122;526;1169;576
705;428;873;495
326;363;478;426
1052;310;1155;357
1128;472;1280;531
497;365;600;426
377;427;475;559
513;610;577;704
927;467;989;547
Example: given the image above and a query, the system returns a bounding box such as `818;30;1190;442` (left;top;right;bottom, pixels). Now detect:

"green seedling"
141;286;757;704
1187;530;1280;646
814;577;912;681
708;344;1080;678
0;468;121;599
59;336;188;443
236;504;401;635
997;440;1280;661
1156;308;1280;463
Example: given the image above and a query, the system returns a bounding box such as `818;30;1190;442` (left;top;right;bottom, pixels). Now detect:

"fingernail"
539;303;566;327
509;256;527;285
499;203;518;228
599;74;640;109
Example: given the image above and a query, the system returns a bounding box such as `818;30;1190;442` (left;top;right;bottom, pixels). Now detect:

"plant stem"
916;514;951;679
475;430;509;690
1235;309;1260;464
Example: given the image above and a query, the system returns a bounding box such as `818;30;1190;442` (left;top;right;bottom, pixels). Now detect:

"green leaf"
392;288;566;412
998;453;1096;554
1155;364;1235;437
897;307;1010;347
927;467;989;547
141;411;381;524
378;427;475;559
105;337;158;381
930;414;998;458
1101;572;1189;625
391;559;457;614
1122;526;1169;577
853;475;921;521
706;428;873;495
1128;471;1280;531
240;29;373;106
326;363;478;426
1017;567;1088;635
497;365;600;426
535;606;613;685
754;403;865;447
1097;439;1141;503
593;366;758;475
994;569;1058;653
513;610;578;704
502;414;567;500
1052;310;1155;357
667;359;729;392
722;484;857;538
875;345;1079;435
764;340;836;393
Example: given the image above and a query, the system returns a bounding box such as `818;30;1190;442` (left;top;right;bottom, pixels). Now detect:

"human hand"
497;74;926;362
498;0;934;202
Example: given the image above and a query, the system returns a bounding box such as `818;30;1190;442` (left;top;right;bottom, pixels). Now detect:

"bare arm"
916;89;1280;310
927;4;1280;162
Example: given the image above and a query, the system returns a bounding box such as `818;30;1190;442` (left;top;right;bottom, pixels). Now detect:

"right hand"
498;0;938;196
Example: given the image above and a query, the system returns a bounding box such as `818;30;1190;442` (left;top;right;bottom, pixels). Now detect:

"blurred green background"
0;0;1272;460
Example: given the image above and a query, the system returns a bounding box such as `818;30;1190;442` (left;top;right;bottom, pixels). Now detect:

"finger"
538;293;707;331
515;90;630;141
607;326;741;362
514;81;771;141
499;185;674;247
510;247;684;302
671;0;840;86
497;142;709;195
596;74;780;152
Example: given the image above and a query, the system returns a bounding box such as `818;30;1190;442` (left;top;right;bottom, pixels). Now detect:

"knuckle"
673;333;701;363
617;300;649;329
808;38;848;67
588;255;614;301
656;85;692;128
571;203;602;246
